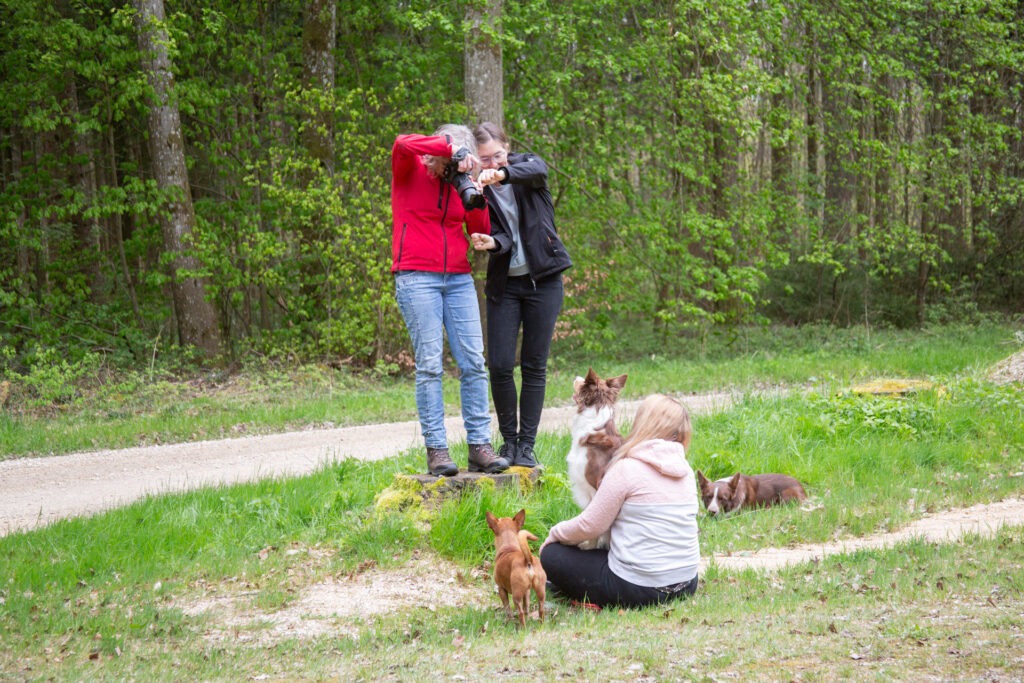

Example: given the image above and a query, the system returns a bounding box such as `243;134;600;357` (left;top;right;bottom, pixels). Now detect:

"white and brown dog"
566;368;627;549
697;471;807;516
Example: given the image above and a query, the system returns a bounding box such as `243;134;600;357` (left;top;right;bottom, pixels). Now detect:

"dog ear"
513;508;526;528
728;474;747;506
585;367;600;384
696;470;710;488
607;374;628;391
485;511;499;532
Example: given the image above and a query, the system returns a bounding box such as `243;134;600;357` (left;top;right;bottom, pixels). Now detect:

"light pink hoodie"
548;439;700;587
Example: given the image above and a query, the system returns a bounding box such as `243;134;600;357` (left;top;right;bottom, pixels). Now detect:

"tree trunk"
805;52;823;228
465;0;504;338
134;0;222;357
64;74;105;303
822;77;856;321
9;130;33;296
465;0;504;125
105;111;143;331
303;0;336;175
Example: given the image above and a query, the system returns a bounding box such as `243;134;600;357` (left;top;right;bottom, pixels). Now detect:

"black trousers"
540;542;698;609
487;274;564;447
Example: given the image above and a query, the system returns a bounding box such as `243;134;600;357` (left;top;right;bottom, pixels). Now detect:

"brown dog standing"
486;509;546;627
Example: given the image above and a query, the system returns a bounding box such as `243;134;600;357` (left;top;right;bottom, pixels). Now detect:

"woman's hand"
450;145;478;173
539;532;561;554
477;168;506;187
471;233;496;251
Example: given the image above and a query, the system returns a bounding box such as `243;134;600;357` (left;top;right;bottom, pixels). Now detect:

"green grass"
1;322;1017;459
0;322;1022;680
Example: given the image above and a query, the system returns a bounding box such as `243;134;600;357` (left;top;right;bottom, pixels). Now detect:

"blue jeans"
487;274;564;446
395;271;491;449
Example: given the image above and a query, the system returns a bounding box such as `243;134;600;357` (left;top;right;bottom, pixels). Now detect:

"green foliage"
0;0;1022;368
504;0;792;345
4;348;101;409
228;84;411;362
802;391;940;440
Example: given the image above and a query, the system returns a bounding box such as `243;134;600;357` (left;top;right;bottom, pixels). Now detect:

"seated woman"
540;394;700;608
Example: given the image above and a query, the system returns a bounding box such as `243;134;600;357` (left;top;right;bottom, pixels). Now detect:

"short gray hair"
433;123;476;156
422;124;475;178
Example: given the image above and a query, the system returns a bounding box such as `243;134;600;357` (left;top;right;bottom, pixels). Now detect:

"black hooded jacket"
482;151;573;303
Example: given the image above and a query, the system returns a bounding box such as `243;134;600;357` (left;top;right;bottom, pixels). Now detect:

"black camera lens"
452;173;485;210
442;155;485;211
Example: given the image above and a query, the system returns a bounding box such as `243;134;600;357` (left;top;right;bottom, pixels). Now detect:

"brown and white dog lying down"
696;471;807;516
566;369;628;548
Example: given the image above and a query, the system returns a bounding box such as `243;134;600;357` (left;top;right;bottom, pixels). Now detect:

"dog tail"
518;530;538;571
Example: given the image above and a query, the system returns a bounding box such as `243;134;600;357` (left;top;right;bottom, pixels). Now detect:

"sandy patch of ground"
709;496;1024;573
181;554;494;644
988;347;1024;385
175;496;1024;645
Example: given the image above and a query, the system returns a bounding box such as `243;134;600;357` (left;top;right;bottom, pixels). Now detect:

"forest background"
1;0;1022;388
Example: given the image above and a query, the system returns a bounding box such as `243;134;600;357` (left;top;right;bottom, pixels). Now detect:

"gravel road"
0;392;736;536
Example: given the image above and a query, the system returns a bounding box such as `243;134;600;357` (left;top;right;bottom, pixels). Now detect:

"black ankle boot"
514;442;539;468
498;439;517;464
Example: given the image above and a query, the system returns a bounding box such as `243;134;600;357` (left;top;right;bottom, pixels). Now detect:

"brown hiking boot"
426;447;458;477
467;443;509;474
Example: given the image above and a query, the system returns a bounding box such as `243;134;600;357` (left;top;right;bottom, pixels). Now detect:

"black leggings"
540;542;698;609
487;274;563;446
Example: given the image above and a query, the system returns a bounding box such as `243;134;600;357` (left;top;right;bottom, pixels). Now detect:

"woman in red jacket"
390;124;509;477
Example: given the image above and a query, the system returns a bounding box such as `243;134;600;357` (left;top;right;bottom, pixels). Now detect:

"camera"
442;147;486;211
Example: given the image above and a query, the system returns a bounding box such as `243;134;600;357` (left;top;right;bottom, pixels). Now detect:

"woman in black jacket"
470;122;573;468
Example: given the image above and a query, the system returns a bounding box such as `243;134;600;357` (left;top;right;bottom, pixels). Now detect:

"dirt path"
707;497;1024;572
3;389;1021;570
0;392;738;537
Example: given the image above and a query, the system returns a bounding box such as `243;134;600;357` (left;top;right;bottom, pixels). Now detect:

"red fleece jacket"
390;134;490;274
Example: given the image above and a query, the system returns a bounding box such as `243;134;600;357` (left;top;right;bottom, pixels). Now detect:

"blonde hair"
614;394;692;463
423;123;476;178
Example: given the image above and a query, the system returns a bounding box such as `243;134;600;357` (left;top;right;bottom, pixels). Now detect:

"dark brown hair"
473;121;509;148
